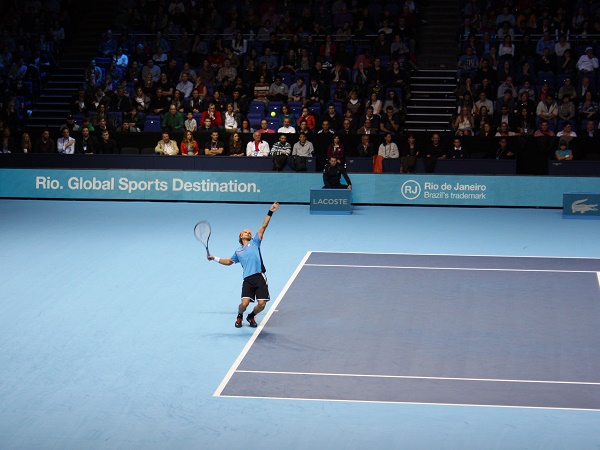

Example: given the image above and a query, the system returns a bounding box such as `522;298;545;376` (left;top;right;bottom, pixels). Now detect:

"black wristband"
267;210;273;216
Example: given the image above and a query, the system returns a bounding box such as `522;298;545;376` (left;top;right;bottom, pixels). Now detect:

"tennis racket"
194;220;211;256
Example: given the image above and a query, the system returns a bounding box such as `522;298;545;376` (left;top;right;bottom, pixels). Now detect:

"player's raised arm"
257;202;279;239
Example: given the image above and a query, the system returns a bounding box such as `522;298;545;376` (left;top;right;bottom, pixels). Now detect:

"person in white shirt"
245;131;270;156
57;127;76;154
223;103;238;132
155;132;179;155
277;117;296;133
175;72;194;98
576;47;599;74
378;133;399;158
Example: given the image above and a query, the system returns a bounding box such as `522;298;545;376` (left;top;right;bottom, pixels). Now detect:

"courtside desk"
310;189;352;214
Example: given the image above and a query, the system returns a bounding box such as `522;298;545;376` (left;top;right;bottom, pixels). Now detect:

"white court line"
216;394;600;412
598;272;600;288
235;370;600;386
304;263;599;274
309;250;600;260
213;251;313;397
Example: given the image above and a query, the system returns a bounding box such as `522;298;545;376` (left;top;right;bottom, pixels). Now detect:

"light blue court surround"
1;199;599;450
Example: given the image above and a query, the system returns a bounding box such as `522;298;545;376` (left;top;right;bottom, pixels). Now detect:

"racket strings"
194;221;211;245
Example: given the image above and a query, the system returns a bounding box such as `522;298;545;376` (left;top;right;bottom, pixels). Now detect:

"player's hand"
270;202;279;212
207;254;214;261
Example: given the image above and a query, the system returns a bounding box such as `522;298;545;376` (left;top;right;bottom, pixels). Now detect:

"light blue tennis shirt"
231;233;265;279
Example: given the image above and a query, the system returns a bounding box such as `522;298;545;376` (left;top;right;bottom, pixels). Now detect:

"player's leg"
236;280;253;328
246;274;270;328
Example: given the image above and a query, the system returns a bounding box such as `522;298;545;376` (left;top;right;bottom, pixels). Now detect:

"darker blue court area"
220;253;600;410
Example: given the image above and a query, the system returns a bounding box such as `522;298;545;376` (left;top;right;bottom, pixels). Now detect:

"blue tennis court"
219;253;600;410
1;200;600;449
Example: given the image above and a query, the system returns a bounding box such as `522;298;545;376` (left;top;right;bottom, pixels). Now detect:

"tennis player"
207;202;279;328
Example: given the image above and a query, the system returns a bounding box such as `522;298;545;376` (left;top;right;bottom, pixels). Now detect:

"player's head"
239;229;252;244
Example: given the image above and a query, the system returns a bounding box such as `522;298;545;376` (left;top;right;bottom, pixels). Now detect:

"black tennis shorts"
241;272;270;302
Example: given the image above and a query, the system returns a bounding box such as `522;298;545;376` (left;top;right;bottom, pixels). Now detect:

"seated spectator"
277;117;296;133
175;73;193;99
453;106;474;136
557;77;576;102
96;129;119;154
495;122;516;137
447;137;466;159
109;87;132;113
152;46;168;68
253;74;270;106
288;76;307;104
222;103;239;133
292;132;314;157
476;91;494;116
322;104;343;131
185;89;204;114
534;120;555;137
359;105;381;130
317;120;335;134
497;60;514;83
576;46;599;75
357;118;378;134
495;137;515;159
257;119;275;134
558;49;576;77
355;134;374;156
457;46;479;80
124;107;145;131
306;78;326;110
149;88;170;116
33;129;55;153
536;31;555;55
162;104;184;131
268;75;289;102
56;127;76;154
494;104;516;131
536;93;558;127
556;122;577;142
557;95;575;124
578;91;598;122
183;111;198;133
339;118;355;135
535;48;557;82
495;90;516;115
270;134;292;170
155;131;178;155
297;107;316;131
246;131;270;156
332;79;349;104
555;139;573;160
380;105;402;134
200;103;223;130
198;117;217;136
116;121;140;133
228;132;245;156
475;106;493;133
204;130;225;156
515;107;535;135
378;133;399;158
327;134;345;163
554;34;571;59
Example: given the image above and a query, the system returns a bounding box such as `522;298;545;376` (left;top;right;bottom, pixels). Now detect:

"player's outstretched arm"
258;202;279;239
208;254;234;265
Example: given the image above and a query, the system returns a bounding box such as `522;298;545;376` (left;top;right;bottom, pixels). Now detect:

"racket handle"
205;247;210;257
